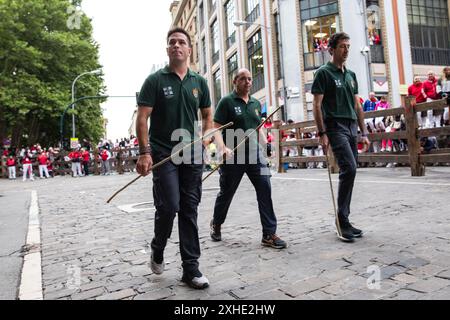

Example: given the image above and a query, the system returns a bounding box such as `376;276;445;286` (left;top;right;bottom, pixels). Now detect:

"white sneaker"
150;252;164;275
182;274;209;289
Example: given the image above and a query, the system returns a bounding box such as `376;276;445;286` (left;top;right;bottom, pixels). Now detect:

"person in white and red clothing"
423;71;442;128
81;148;91;176
22;155;34;181
68;148;83;177
100;148;111;175
37;151;50;179
6;155;17;180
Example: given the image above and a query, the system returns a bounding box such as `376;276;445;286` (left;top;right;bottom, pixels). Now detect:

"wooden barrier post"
404;96;425;176
94;149;100;175
273;120;284;173
117;149;124;174
1;156;6;179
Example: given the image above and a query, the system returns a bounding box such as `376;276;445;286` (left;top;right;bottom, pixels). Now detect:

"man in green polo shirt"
209;68;287;249
136;27;213;289
312;32;370;242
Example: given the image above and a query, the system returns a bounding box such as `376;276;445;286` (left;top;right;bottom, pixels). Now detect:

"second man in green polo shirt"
210;68;287;249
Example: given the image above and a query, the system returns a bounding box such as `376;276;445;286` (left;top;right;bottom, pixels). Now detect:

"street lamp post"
71;69;102;138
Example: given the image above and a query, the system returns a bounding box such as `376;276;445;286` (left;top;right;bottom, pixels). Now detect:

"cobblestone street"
1;167;450;300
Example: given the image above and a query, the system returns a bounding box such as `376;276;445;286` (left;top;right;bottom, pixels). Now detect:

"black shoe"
181;272;209;289
210;220;221;241
335;220;355;242
261;234;287;249
349;223;363;238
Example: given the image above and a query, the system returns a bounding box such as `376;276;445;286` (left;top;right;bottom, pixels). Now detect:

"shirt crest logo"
234;106;242;115
334;79;343;87
192;88;199;99
163;86;174;99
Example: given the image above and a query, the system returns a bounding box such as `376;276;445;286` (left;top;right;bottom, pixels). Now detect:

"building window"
274;13;282;80
406;0;450;65
245;0;260;27
227;53;238;91
199;2;204;29
225;0;236;50
248;31;265;94
209;0;217;16
366;1;384;63
211;19;220;65
213;69;222;105
201;37;207;74
300;0;339;70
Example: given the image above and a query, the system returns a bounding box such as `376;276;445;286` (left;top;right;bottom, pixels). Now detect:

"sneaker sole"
210;234;222;242
336;234;355;242
261;242;287;249
353;232;363;238
150;263;164;275
181;278;209;290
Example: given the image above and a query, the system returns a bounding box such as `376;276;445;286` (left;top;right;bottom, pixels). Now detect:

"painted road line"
19;190;43;300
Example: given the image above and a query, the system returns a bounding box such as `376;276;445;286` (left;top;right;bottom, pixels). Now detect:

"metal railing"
226;31;236;50
303;51;332;70
250;72;265;94
212;51;219;65
245;4;260;29
411;47;450;66
370;45;385;63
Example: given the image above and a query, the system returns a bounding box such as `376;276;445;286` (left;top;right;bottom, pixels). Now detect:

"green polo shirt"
311;62;358;121
214;91;262;152
137;66;211;153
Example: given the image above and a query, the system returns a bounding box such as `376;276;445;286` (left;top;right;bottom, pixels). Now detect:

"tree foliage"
0;0;105;148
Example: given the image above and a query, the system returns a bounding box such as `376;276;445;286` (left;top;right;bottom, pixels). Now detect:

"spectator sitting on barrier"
438;66;450;126
363;92;377;132
285;132;298;169
302;132;324;169
420;137;437;154
375;96;391;152
423;71;442;128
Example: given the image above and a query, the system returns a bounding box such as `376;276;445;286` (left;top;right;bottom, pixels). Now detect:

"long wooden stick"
325;152;341;238
106;122;234;203
202;105;283;182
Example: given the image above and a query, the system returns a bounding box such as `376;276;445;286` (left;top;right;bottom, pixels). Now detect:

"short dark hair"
167;27;192;47
328;32;350;49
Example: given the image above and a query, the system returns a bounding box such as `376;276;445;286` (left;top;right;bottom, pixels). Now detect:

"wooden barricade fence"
276;97;450;177
1;147;140;178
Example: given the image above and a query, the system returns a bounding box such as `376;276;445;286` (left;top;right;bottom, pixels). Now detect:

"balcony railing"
303;51;332;70
250;72;265;94
226;31;236;50
412;47;450;66
212;51;219;65
245;4;260;29
370;45;385;63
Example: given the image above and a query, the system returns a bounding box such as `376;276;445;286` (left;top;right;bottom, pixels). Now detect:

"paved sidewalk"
1;167;449;300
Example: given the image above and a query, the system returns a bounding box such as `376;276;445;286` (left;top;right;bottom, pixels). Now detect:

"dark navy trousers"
325;118;359;224
212;152;277;236
150;151;203;277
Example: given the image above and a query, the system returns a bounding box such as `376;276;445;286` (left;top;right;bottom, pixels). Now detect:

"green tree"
0;0;105;148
